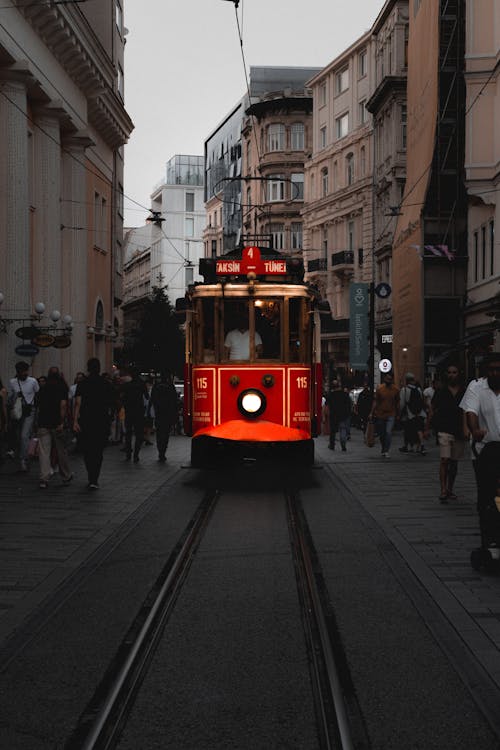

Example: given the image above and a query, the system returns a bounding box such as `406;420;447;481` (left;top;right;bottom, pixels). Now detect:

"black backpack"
408;386;424;414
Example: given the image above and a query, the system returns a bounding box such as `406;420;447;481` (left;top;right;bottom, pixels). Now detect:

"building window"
291;223;303;250
335;67;349;94
95;300;104;331
268;175;285;202
401;105;407;148
359;50;367;78
117;63;124;99
185;265;194;287
268;123;285;152
117;183;124;218
291;173;304;200
320;126;327;149
291;122;304;150
473;231;478;282
321;168;328;197
336;113;349;140
94;192;107;250
211;240;217;257
185;217;194;237
185;192;194;212
360;147;366;176
115;0;123;35
270;223;284;250
359;100;367;125
347;220;355;251
319;82;326;106
489;220;495;277
346;154;354;186
481;225;486;279
322;228;328;258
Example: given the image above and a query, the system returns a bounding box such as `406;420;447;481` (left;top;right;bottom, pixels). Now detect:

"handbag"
10;395;22;421
365;419;375;448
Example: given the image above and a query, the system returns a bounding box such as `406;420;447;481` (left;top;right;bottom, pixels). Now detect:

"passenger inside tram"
224;304;263;361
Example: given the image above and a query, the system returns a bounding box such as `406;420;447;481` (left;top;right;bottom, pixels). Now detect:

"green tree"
123;285;184;377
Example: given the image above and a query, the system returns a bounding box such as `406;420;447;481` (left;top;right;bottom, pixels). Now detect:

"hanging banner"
349;282;369;370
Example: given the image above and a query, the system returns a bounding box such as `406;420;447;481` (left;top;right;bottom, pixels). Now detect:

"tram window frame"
254;299;282;361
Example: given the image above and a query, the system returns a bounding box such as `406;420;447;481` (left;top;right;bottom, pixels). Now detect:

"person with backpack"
399;372;427;455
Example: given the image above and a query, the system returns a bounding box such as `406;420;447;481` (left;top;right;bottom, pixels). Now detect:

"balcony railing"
331;250;354;267
307;258;328;272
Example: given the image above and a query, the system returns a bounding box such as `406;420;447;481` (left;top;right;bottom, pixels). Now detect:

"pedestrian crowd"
0;359;181;491
323;355;500;519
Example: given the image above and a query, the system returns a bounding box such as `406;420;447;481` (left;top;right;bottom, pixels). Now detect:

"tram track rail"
286;490;369;750
65;489;219;750
66;481;369;750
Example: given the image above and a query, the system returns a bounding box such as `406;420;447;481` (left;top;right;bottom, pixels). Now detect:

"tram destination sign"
216;246;287;276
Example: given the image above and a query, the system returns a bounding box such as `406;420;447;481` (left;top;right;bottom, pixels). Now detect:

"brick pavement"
2;428;500;703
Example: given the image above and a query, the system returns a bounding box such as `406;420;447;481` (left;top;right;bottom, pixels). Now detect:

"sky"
122;0;383;227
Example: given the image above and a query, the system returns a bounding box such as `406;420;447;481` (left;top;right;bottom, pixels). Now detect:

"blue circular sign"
15;343;39;357
375;283;392;298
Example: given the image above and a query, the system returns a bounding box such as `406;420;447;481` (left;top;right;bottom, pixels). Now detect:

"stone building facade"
302;33;374;380
0;1;133;380
462;0;500;362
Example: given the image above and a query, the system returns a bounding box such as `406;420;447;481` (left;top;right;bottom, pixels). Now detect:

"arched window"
268;124;285;152
346;153;354;186
95;300;104;331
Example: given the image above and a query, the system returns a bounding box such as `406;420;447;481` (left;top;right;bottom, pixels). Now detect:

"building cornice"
366;75;407;113
17;0;133;146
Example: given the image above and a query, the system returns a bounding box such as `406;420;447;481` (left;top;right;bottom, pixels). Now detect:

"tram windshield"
193;294;311;364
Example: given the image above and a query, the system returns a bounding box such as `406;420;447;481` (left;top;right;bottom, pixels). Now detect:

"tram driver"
224;309;263;361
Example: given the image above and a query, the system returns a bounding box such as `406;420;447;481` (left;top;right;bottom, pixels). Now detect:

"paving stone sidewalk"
315;429;500;698
0;436;191;648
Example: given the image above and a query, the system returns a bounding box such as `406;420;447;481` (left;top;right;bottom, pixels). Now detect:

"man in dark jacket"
73;358;115;490
150;373;179;462
327;380;352;451
121;366;149;463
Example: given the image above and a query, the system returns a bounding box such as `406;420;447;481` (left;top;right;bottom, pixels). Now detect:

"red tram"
179;246;322;467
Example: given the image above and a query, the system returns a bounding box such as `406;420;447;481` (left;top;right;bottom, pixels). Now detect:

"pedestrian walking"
150;373;179;462
461;353;500;559
355;384;373;432
427;365;467;503
399;373;427;454
36;369;73;489
121;366;148;463
7;361;39;472
370;372;400;457
326;380;351;451
143;378;155;446
73;358;114;490
0;376;7;465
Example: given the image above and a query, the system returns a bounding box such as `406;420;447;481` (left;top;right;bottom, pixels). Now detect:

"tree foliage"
122;285;184;377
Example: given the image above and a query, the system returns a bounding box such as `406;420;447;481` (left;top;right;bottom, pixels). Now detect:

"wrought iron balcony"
331;250;354;275
307;258;328;273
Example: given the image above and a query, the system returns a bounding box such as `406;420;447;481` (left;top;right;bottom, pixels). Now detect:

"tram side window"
289;298;305;362
255;300;281;359
201;299;215;363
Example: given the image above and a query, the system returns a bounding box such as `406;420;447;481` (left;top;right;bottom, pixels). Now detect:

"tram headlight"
237;389;267;419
